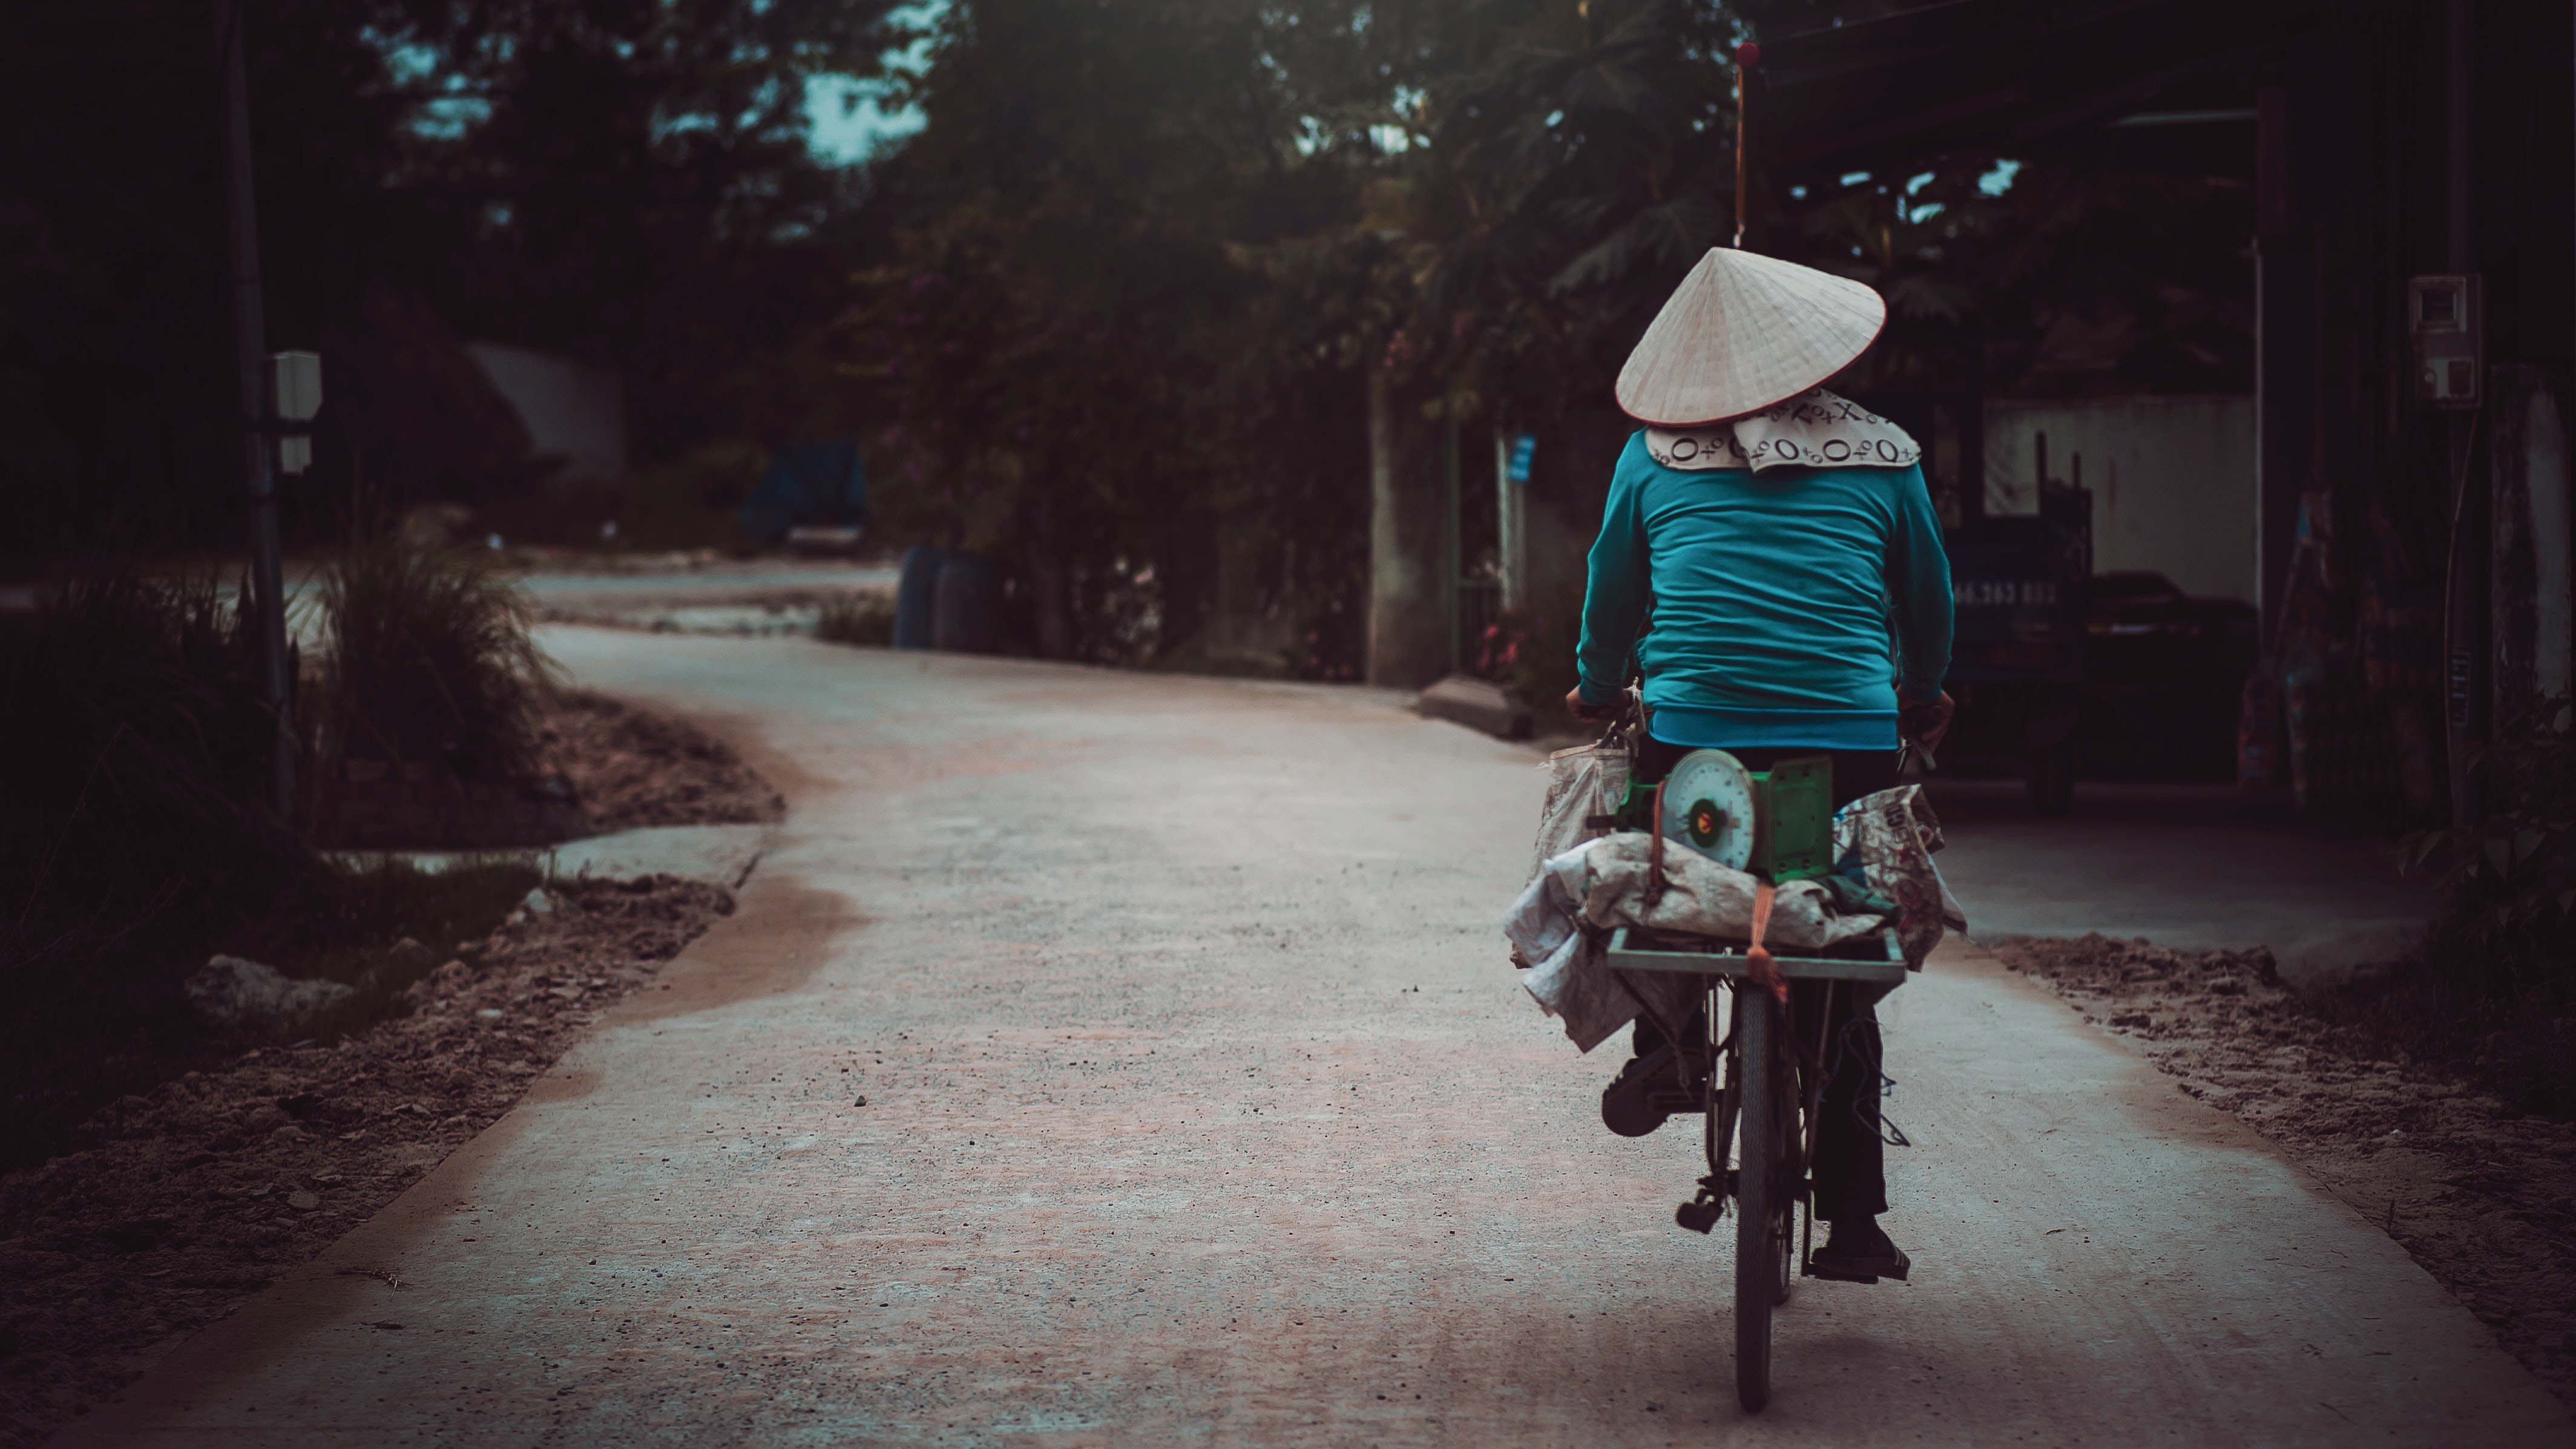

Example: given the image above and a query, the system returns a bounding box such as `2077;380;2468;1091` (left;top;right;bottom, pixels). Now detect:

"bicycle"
1572;684;1923;1411
1606;925;1907;1412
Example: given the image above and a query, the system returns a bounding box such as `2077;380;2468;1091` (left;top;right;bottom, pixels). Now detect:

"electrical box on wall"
2408;274;2483;407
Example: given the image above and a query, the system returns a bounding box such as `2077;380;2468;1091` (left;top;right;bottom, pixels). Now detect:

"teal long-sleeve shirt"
1575;430;1954;751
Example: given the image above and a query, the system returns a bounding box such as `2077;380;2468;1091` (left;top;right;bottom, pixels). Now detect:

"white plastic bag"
1503;831;1891;1051
1526;740;1629;888
1830;784;1970;967
1574;834;1891;951
1504;740;1635;1048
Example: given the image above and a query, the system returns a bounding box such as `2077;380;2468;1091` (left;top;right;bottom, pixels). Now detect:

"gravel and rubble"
1994;933;2576;1411
0;873;733;1448
533;689;784;833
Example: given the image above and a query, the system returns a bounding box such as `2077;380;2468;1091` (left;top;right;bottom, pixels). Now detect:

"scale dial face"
1660;749;1756;871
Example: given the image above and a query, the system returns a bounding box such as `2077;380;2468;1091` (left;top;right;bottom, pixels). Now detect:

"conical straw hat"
1615;248;1887;426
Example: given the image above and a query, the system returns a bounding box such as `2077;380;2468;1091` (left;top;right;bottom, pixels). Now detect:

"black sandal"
1809;1224;1910;1284
1600;1042;1677;1138
1807;1246;1909;1284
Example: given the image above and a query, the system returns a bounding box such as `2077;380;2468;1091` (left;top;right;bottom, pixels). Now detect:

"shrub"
814;591;897;646
2308;695;2576;1119
0;559;324;1167
312;540;557;784
0;545;564;1170
0;561;310;979
604;441;771;552
2402;695;2576;961
1479;590;1586;734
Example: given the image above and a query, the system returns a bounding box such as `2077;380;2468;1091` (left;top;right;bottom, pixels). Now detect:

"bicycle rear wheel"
1733;985;1781;1413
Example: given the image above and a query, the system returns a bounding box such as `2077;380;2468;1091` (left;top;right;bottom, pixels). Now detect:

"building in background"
1731;0;2571;822
465;343;628;488
1983;395;2258;605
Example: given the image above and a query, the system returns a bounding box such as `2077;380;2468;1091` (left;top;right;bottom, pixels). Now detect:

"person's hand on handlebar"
1564;686;1620;721
1901;690;1956;754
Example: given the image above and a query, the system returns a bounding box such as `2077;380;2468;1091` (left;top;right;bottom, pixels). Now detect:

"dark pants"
1631;738;1898;1223
1787;978;1891;1221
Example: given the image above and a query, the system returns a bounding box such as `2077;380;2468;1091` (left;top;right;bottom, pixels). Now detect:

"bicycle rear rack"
1604;925;1909;983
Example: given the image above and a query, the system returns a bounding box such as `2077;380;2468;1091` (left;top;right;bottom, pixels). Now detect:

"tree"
846;0;1410;664
0;0;418;550
1401;0;1741;428
0;0;909;551
1761;156;2253;400
366;0;907;459
845;0;1750;667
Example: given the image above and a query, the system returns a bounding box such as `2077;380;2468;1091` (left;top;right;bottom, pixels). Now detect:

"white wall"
465;341;628;485
1985;394;2256;603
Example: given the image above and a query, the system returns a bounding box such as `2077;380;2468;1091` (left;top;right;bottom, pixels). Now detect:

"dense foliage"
1;0;903;549
2407;697;2576;953
844;0;2253;666
2300;696;2576;1120
0;542;564;1169
6;0;2253;668
840;0;1744;662
0;565;304;982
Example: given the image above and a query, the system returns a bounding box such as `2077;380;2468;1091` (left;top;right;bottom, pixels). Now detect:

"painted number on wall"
1956;579;2058;607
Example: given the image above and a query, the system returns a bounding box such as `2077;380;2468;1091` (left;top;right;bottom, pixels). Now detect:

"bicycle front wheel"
1733;984;1781;1413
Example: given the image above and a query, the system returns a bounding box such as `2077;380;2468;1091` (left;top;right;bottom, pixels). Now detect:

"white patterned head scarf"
1643;389;1920;473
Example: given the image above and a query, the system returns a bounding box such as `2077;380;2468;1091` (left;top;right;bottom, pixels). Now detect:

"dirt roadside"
535;689;786;832
0;697;770;1449
1994;933;2576;1411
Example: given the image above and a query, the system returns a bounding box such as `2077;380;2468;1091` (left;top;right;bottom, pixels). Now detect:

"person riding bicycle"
1566;246;1954;1286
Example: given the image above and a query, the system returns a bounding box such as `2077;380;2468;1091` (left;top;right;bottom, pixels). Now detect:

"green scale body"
1609;753;1835;884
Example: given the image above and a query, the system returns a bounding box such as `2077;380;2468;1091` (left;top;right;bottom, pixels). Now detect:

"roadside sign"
271;350;322;475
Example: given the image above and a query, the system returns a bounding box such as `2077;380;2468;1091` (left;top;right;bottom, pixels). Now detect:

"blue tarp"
739;441;869;542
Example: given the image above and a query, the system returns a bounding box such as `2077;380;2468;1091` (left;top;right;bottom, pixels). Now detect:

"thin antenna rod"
1733;42;1760;248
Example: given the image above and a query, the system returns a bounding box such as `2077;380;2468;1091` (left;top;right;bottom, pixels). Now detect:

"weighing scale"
1609;749;1833;883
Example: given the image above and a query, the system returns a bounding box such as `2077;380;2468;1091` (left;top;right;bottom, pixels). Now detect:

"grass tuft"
312;539;558;783
814;591;896;647
0;544;559;1171
0;560;313;982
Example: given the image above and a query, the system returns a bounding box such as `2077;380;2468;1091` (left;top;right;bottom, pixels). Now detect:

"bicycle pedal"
1674;1179;1726;1234
1802;1262;1881;1285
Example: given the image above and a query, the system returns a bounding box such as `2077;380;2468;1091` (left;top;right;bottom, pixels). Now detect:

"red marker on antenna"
1735;41;1762;67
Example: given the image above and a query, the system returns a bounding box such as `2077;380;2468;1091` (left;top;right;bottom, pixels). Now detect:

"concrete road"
506;561;900;638
0;560;898;617
62;634;2568;1447
1922;780;2437;987
507;562;901;601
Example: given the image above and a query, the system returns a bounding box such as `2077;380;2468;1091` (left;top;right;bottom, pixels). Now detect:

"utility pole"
2440;0;2483;830
214;0;296;820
